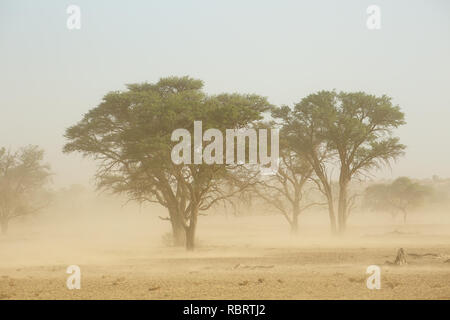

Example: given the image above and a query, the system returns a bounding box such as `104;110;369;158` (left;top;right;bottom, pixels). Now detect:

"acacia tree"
0;146;51;234
364;177;432;223
64;76;270;249
277;91;406;234
272;103;338;233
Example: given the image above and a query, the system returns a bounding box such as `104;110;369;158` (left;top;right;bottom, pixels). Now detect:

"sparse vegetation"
0;146;51;235
364;177;433;223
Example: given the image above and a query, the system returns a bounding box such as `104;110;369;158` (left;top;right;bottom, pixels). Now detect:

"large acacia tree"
276;91;406;234
64;76;270;249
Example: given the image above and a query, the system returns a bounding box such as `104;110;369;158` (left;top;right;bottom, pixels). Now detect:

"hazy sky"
1;0;449;187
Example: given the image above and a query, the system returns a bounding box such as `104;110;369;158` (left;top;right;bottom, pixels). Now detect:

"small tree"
0;146;51;234
364;177;432;223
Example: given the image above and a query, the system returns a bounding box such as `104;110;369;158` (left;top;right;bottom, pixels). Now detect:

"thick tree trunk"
290;202;302;235
167;207;186;246
186;225;196;251
171;217;186;246
325;192;337;235
337;180;349;234
321;179;337;235
0;219;8;235
290;214;299;235
311;159;337;235
185;208;198;251
328;207;337;234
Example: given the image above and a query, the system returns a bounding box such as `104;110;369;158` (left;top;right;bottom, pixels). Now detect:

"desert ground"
1;207;449;300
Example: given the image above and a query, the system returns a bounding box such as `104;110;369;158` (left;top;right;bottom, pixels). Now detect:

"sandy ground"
1;213;450;299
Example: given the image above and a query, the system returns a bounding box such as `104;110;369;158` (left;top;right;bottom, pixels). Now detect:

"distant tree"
0;146;51;234
64;76;271;250
277;91;406;234
364;177;432;223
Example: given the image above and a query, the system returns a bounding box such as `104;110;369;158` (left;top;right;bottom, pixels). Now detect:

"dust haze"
1;182;450;299
1;1;450;301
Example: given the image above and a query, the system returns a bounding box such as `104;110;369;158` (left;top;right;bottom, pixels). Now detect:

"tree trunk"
171;217;186;246
168;207;186;246
290;214;299;235
186;225;196;251
402;210;408;224
328;206;337;234
325;192;337;235
289;204;300;235
311;159;337;235
185;207;198;251
0;219;8;235
320;179;337;235
337;180;349;234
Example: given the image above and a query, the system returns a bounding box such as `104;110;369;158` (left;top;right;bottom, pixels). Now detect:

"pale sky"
1;0;449;187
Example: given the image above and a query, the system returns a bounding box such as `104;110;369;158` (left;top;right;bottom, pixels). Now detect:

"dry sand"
1;212;449;300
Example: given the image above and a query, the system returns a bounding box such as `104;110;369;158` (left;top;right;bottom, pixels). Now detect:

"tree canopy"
64;76;272;249
364;177;432;223
0;145;51;234
274;90;406;233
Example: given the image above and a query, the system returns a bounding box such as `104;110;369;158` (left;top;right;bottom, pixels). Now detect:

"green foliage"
64;80;408;237
0;145;51;233
273;90;406;232
290;90;406;176
364;177;432;222
63;76;272;249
